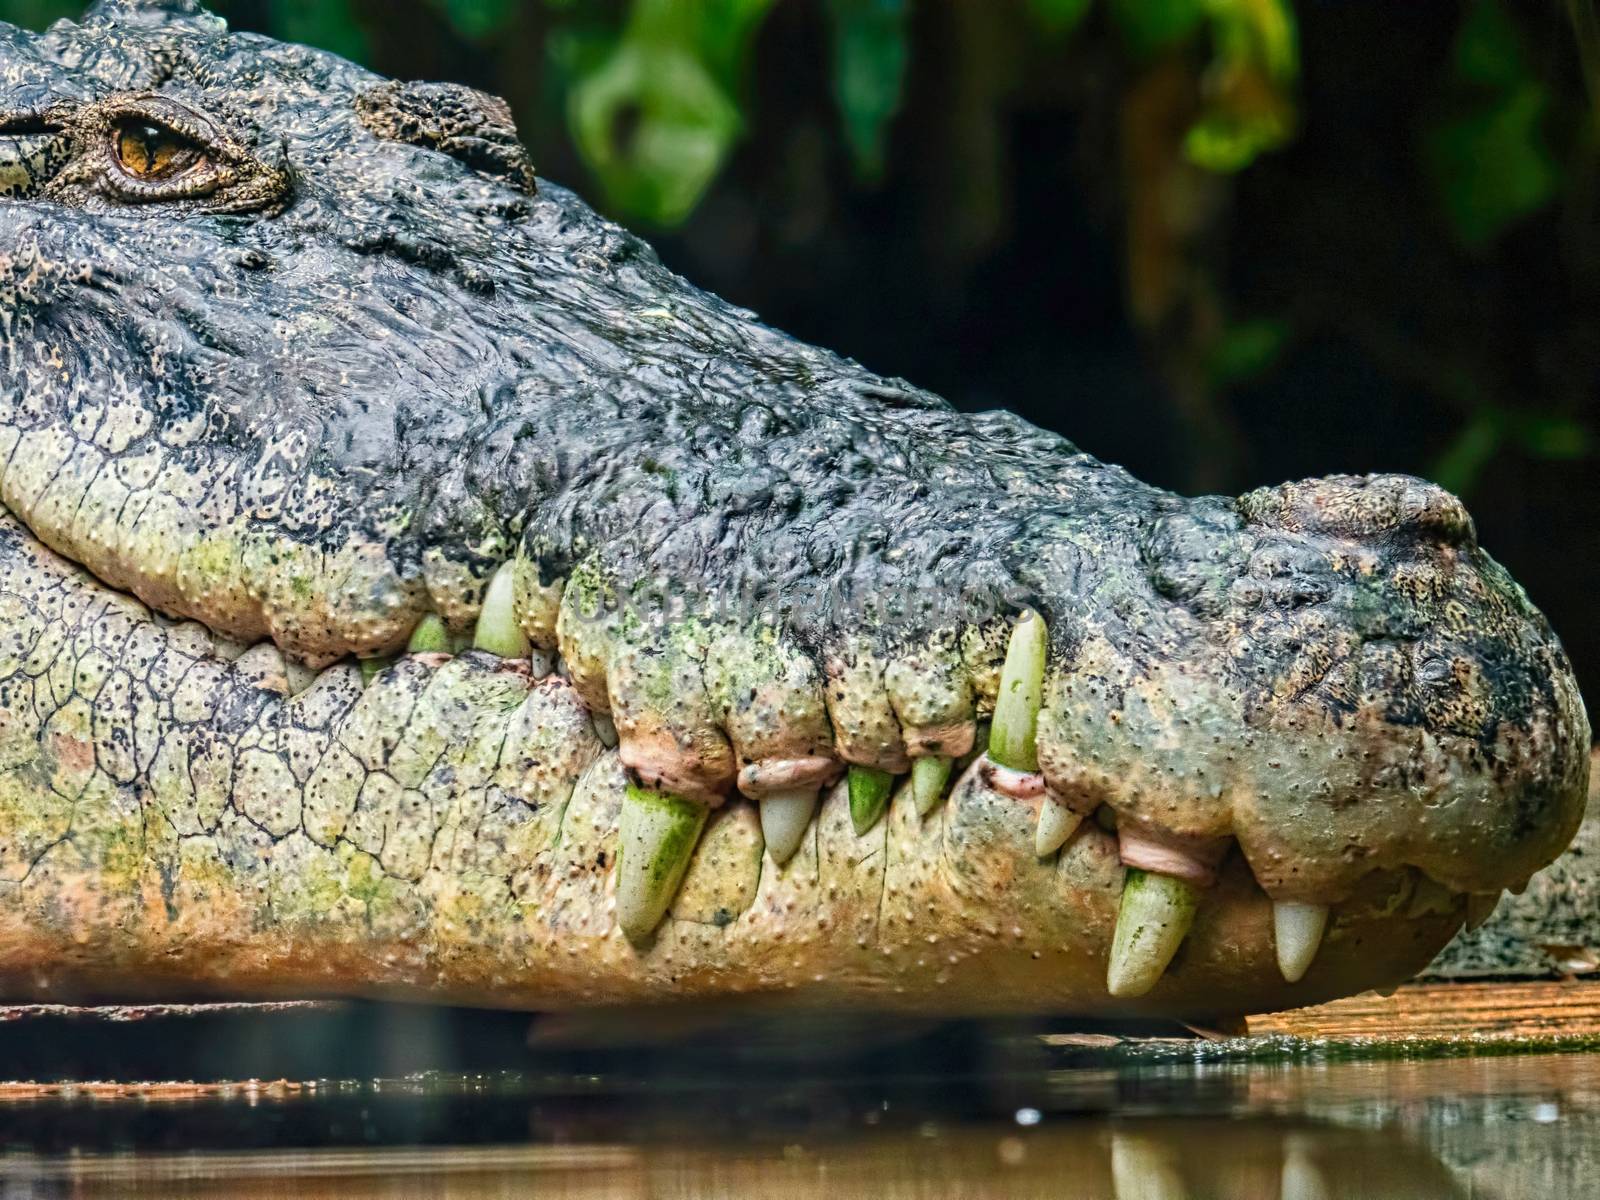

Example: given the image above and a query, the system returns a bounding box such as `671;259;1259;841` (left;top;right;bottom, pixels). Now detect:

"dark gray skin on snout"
0;0;1586;1016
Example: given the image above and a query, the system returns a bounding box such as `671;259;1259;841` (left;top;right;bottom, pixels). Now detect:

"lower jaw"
0;748;1460;1018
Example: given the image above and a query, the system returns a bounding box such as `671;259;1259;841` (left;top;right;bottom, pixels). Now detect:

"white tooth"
1107;869;1198;998
528;649;553;679
592;712;619;748
616;785;708;944
1109;1133;1188;1200
759;787;819;866
1273;901;1330;983
1035;793;1083;857
473;561;530;659
1465;892;1501;931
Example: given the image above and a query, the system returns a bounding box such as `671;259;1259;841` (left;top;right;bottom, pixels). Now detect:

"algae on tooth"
1106;868;1197;998
988;609;1047;772
616;784;708;944
406;613;450;654
911;755;952;816
848;765;894;835
473;561;531;659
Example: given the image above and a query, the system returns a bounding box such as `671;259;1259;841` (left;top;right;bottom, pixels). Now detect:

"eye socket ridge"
96;97;232;203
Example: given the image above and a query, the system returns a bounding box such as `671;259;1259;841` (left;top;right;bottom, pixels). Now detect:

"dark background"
7;0;1598;715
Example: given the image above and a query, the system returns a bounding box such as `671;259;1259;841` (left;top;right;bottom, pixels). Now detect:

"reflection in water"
2;1118;1468;1199
0;1008;1592;1197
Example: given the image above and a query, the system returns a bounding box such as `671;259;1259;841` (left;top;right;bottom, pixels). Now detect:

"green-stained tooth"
849;766;894;835
760;787;819;865
1106;868;1198;998
1035;793;1083;856
473;561;531;658
616;784;708;944
1272;901;1330;983
406;613;451;654
988;609;1047;772
359;654;394;686
911;755;953;816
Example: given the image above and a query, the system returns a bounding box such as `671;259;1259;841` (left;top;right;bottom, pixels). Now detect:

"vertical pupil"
120;124;170;175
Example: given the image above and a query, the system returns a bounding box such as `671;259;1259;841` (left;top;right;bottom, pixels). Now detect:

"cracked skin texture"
0;0;1588;1016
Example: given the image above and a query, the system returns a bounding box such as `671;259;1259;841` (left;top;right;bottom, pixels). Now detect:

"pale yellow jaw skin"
0;510;1470;1017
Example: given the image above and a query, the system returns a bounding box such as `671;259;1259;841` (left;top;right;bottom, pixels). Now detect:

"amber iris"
115;121;193;179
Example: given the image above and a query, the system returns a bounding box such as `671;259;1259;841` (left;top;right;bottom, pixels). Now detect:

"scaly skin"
0;0;1587;1016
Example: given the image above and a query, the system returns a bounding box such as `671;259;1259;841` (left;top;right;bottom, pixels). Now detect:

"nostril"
1238;473;1476;547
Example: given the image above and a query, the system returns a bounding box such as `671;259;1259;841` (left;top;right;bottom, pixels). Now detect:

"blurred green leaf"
1431;408;1505;496
0;0;78;29
429;0;520;41
269;0;368;65
1517;414;1592;459
1426;0;1560;250
1110;0;1205;58
567;0;772;225
826;0;908;181
1208;317;1289;386
1184;0;1298;173
1453;0;1530;89
1026;0;1092;38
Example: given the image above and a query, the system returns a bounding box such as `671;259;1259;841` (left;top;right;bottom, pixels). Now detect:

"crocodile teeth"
1273;901;1330;983
760;787;818;865
592;712;619;748
473;560;531;659
407;613;451;654
848;765;894;835
988;609;1047;772
1035;793;1083;856
911;755;952;816
616;784;708;944
1465;892;1501;930
1107;868;1198;998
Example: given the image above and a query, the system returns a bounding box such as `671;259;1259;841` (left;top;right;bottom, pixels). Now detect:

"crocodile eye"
112;119;204;183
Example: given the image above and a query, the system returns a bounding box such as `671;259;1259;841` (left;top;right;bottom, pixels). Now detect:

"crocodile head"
0;0;1586;1015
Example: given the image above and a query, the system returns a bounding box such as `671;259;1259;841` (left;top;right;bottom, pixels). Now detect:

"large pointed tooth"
911;755;953;816
1107;868;1198;998
1273;901;1329;983
988;609;1047;772
359;654;395;687
1035;793;1084;856
848;765;894;835
473;561;531;659
1465;891;1501;931
760;787;818;865
616;785;708;944
407;613;451;654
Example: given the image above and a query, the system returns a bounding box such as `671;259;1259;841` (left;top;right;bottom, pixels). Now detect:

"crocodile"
0;0;1587;1018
